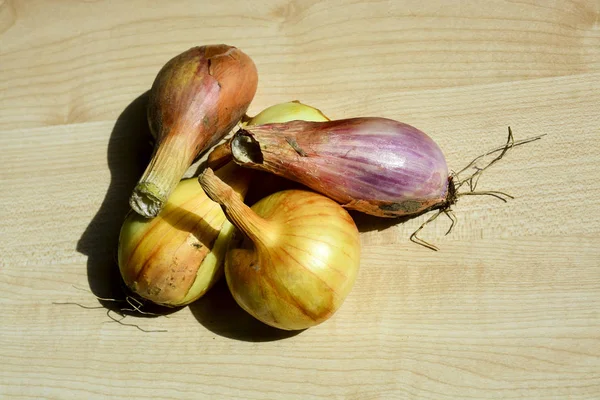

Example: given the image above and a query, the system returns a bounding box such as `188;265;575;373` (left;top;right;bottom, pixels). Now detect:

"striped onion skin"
130;45;258;218
198;169;360;331
230;117;449;217
118;163;249;307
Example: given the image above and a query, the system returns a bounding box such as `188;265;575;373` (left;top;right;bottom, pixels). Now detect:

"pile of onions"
114;44;533;330
118;64;332;309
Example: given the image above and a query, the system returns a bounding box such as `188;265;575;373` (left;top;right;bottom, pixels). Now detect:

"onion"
130;45;258;218
198;168;361;331
228;119;542;250
228;117;449;217
118;163;249;307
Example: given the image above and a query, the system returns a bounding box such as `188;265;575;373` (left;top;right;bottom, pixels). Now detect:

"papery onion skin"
130;44;258;218
227;191;360;330
198;169;361;331
118;163;249;307
230;117;449;217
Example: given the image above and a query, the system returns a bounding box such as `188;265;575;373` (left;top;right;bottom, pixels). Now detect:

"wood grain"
1;0;599;399
1;0;599;130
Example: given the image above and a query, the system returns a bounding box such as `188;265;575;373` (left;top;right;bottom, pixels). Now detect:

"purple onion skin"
231;117;450;217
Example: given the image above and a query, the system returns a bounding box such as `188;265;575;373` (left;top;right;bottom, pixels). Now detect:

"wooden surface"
1;0;599;398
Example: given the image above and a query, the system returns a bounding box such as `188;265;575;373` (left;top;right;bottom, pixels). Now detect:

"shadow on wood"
75;92;177;316
188;279;304;342
350;210;407;233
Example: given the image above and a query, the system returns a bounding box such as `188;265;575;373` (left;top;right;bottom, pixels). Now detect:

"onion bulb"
198;168;361;331
118;163;250;307
130;45;258;218
228;117;449;217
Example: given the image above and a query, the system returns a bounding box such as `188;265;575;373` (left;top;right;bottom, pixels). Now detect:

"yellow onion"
130;45;258;218
245;100;330;125
198;168;361;330
118;163;250;306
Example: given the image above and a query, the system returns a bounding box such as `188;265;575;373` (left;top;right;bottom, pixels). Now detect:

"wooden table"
2;1;599;398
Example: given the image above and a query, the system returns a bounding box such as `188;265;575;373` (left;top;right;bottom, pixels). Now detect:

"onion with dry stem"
198;168;361;331
130;44;258;218
228;117;449;218
226;118;543;250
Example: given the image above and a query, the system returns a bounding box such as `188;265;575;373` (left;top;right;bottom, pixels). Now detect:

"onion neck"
130;133;194;218
214;161;253;198
230;126;311;169
198;168;276;247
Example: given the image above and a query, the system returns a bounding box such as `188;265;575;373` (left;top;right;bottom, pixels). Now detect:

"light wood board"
1;0;599;399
